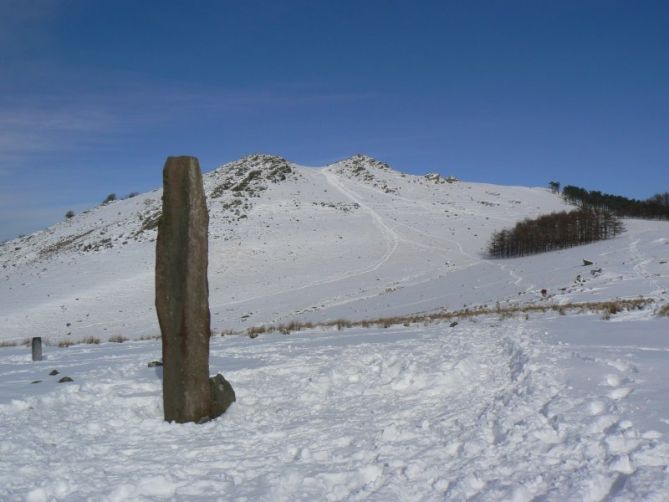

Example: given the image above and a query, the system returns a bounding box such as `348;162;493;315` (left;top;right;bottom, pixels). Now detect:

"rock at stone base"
209;374;236;419
49;369;59;376
58;376;73;383
147;360;163;368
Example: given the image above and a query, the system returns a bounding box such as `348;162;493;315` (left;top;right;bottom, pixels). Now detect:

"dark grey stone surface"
209;373;236;419
156;156;234;423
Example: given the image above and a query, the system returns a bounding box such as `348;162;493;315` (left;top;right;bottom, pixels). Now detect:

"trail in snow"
629;235;663;296
391;219;474;263
352;179;516;224
322;168;399;273
392;217;535;293
209;169;404;311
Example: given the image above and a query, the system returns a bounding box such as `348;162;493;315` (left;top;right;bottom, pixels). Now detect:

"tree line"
561;186;669;220
488;208;624;258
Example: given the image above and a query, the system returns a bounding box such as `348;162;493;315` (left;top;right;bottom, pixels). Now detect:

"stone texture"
31;337;42;361
156;156;222;423
209;374;236;419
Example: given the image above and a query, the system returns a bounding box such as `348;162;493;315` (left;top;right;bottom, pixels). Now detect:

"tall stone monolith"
156;156;234;423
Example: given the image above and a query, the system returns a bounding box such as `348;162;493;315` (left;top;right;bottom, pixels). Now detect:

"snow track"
323;168;399;274
629;235;663;296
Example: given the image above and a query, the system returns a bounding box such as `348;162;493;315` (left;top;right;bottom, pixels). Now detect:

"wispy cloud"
0;80;375;172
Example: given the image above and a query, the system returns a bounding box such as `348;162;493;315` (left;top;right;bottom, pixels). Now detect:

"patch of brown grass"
330;319;352;331
278;321;314;335
108;335;129;343
235;297;653;338
138;334;161;341
246;325;267;338
38;229;95;258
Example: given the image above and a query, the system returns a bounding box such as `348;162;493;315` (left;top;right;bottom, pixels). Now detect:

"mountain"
1;153;577;342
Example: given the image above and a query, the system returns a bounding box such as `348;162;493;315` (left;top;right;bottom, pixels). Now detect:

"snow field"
2;313;668;500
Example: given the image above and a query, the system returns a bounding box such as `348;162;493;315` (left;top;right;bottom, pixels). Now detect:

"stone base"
209;374;236;419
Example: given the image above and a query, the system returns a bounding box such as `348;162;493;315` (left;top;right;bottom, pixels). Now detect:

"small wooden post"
31;337;42;361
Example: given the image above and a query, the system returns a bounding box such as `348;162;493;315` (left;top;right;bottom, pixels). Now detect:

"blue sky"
1;0;667;241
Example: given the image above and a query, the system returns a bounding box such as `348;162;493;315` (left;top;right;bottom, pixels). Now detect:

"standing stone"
156;156;234;423
31;337;42;361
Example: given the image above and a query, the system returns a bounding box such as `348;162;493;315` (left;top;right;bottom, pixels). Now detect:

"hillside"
1;153;577;343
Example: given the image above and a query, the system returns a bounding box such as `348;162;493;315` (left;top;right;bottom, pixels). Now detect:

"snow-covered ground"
2;314;669;500
1;154;668;499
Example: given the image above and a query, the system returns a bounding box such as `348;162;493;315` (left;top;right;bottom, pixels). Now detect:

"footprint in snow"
609;387;633;400
589;400;607;416
606;373;621;386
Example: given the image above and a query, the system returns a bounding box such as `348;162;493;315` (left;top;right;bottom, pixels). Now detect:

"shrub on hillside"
102;193;117;204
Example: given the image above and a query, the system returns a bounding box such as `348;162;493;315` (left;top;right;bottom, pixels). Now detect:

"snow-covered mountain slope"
1;152;628;343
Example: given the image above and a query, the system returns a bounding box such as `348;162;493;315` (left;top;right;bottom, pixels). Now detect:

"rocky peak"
333;154;392;172
328;154;399;193
209;154;297;199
